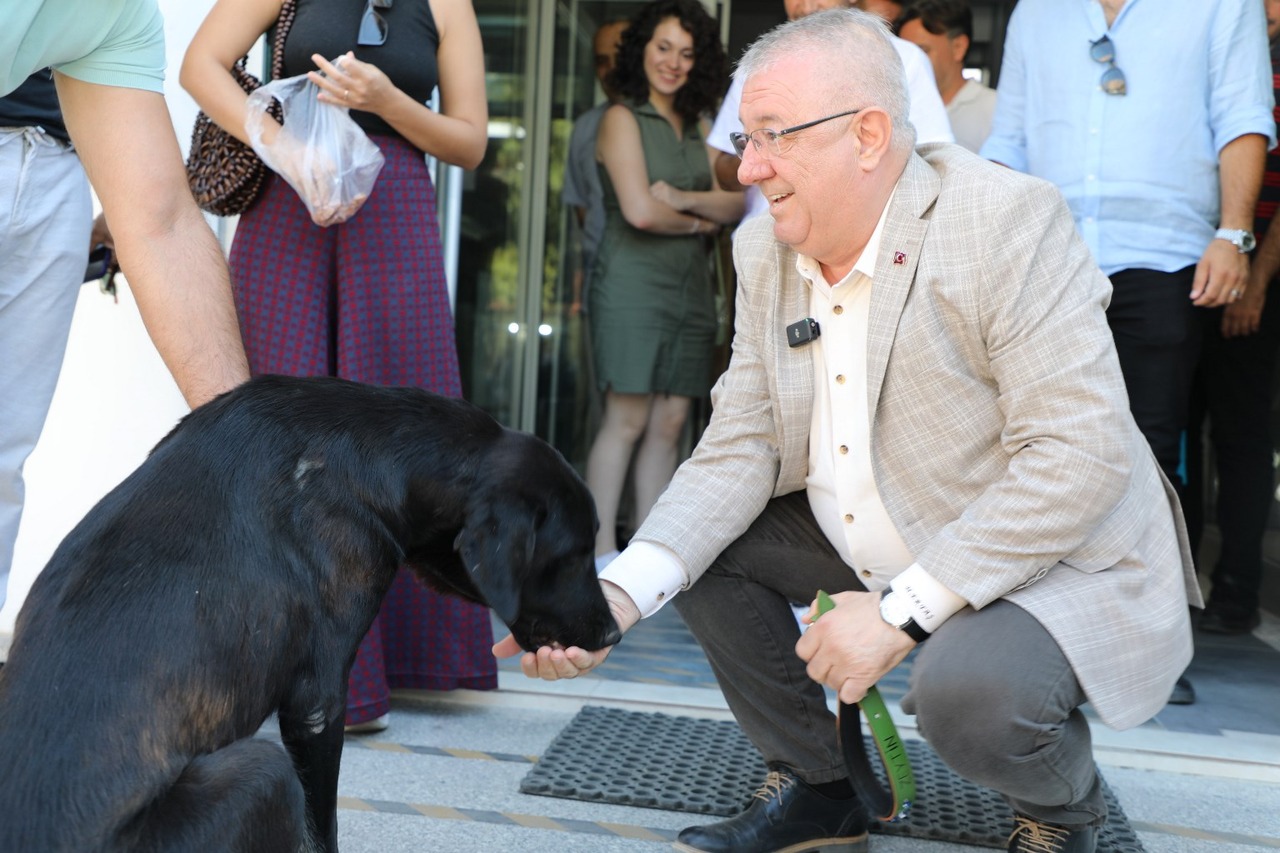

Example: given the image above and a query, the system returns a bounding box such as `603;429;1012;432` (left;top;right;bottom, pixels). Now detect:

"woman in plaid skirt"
183;0;494;732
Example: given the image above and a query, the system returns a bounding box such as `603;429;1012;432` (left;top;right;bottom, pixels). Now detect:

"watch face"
879;593;910;628
1243;232;1257;252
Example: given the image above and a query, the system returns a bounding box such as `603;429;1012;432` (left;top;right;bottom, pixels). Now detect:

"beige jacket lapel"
866;154;937;417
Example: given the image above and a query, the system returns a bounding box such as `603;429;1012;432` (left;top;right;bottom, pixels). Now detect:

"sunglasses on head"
1090;35;1126;96
358;0;392;46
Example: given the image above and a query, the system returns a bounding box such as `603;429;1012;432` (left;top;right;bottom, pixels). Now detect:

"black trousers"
673;492;1106;828
1185;285;1280;612
1104;266;1202;499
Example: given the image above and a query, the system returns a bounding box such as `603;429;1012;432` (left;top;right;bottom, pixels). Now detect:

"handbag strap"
268;0;299;83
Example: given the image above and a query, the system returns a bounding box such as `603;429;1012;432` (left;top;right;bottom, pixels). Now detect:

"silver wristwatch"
1215;228;1257;253
879;590;929;643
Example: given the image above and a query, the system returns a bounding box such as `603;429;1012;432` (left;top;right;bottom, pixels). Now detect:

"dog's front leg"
279;709;346;853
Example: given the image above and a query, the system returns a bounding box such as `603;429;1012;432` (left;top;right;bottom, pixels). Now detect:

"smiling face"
644;16;696;99
737;54;865;265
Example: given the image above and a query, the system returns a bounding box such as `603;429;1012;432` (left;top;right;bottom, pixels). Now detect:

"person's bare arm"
305;0;487;168
56;75;249;408
1190;132;1267;306
180;0;287;147
648;135;743;225
598;105;717;235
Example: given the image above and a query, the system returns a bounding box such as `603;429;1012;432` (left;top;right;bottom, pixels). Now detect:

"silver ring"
344;89;350;101
1231;288;1242;299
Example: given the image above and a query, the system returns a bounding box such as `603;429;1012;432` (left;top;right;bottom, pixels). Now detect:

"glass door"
457;0;725;472
454;0;535;433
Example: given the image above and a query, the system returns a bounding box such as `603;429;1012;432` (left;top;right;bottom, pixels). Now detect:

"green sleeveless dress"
587;100;717;397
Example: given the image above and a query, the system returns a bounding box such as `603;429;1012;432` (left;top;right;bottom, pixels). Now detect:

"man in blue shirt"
981;0;1275;705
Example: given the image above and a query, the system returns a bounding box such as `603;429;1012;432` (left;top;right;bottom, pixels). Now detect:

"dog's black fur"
0;375;620;852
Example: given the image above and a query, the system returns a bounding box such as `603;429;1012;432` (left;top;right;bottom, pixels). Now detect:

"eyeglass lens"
1090;36;1126;96
359;0;392;46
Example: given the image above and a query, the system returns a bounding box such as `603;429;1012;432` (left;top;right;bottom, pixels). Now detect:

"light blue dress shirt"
980;0;1275;276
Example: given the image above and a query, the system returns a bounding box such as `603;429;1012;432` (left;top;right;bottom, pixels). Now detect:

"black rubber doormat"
520;706;1145;852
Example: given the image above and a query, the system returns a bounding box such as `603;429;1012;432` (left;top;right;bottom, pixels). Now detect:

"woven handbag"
186;0;298;216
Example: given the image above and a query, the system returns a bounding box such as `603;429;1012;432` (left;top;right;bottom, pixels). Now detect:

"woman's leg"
633;393;692;525
586;391;652;556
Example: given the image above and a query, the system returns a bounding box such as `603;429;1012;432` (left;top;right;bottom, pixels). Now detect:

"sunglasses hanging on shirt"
1090;35;1126;96
358;0;392;46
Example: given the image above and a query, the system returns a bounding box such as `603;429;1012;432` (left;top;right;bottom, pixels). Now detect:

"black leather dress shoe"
673;769;868;853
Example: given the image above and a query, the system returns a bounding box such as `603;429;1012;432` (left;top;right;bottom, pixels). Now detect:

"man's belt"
814;590;916;822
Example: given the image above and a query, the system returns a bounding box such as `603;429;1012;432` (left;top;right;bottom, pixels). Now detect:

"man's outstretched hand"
492;580;642;680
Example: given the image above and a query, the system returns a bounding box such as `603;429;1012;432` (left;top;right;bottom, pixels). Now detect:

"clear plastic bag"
245;62;385;227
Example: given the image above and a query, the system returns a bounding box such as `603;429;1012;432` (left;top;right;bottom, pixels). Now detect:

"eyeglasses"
729;108;862;159
358;0;393;46
1090;35;1126;96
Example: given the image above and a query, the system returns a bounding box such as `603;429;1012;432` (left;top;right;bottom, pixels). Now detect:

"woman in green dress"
586;0;743;567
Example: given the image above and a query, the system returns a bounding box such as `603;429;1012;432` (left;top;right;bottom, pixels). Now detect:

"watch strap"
1214;228;1255;253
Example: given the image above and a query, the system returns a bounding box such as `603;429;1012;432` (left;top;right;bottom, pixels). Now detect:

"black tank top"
280;0;440;143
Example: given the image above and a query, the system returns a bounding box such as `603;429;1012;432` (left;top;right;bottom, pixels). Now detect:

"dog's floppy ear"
454;499;538;626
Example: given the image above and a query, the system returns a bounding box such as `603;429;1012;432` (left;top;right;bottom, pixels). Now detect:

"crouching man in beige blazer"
495;9;1199;853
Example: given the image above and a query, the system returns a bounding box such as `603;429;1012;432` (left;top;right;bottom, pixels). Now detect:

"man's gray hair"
735;8;916;151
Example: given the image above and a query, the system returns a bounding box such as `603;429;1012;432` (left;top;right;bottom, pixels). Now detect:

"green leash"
813;590;916;822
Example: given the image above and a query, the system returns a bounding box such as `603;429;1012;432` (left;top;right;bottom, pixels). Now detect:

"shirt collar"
795;183;900;287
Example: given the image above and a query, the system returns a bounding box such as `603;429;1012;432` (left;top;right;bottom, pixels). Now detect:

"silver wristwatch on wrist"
1215;228;1257;253
878;590;929;643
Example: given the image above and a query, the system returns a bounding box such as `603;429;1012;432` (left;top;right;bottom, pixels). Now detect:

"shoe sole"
672;833;868;853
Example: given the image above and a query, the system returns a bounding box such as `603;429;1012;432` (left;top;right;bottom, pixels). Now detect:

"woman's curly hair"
607;0;728;124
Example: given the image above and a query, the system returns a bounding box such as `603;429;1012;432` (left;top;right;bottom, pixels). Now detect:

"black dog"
0;375;620;852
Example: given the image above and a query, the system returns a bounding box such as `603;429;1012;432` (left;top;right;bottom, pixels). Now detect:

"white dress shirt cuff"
890;564;967;634
598;540;687;618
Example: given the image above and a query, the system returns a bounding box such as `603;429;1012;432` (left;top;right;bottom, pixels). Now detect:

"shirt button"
839;445;848;455
835;374;845;384
833;305;844;315
861;570;872;578
844;513;854;524
656;592;665;601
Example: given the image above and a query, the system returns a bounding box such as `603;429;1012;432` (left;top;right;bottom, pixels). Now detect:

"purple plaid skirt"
230;134;497;724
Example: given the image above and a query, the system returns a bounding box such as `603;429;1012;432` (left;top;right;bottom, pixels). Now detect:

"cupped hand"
491;580;642;681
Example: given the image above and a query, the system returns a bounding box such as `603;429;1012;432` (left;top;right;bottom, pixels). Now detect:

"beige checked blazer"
634;143;1201;730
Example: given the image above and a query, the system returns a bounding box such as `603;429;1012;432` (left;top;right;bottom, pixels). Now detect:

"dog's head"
449;431;622;653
